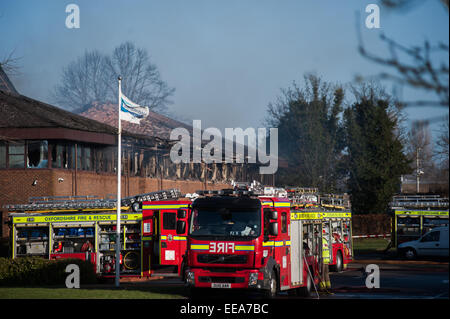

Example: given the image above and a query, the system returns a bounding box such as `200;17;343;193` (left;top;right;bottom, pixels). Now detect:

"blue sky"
1;0;448;140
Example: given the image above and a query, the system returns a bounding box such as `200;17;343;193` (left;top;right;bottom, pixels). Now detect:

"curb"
347;263;448;272
331;286;401;293
120;276;164;283
350;259;448;266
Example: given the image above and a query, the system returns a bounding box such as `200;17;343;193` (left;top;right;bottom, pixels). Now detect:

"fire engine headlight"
248;272;258;287
186;271;195;285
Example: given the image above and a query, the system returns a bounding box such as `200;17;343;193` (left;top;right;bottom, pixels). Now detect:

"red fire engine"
321;211;352;272
183;189;324;298
288;189;353;272
7;189;194;280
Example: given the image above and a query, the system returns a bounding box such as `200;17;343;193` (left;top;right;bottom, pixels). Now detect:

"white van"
398;226;449;259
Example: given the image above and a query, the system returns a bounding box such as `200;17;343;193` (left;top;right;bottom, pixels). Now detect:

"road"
326;264;449;299
115;255;449;299
135;261;448;300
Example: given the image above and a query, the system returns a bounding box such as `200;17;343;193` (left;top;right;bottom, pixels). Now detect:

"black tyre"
180;262;186;283
298;271;312;297
403;247;417;260
330;251;343;272
265;270;278;298
335;251;343;272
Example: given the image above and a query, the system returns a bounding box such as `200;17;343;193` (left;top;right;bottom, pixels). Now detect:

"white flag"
120;93;149;124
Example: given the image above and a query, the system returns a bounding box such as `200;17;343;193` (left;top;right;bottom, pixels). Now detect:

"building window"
69;145;76;169
8;142;25;168
27;140;48;169
51;144;65;168
84;146;91;170
77;144;83;170
61;145;68;169
0;142;6;168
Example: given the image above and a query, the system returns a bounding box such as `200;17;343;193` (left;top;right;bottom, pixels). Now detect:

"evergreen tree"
343;84;411;214
266;74;345;191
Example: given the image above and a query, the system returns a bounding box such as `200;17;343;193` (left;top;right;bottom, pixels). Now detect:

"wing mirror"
269;222;278;236
176;220;186;234
270;209;278;220
177;209;186;219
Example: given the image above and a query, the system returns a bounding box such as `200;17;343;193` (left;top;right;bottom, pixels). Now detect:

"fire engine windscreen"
189;208;261;238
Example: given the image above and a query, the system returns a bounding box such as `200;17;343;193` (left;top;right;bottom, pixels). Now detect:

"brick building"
0;66;272;238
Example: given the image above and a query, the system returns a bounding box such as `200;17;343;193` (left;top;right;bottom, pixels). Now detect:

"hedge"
352;214;392;236
0;257;97;286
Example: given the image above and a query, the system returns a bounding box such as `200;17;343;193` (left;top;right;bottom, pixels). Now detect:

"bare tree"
357;0;449;109
103;42;175;113
435;116;449;169
0;49;21;76
53;42;175;112
406;121;435;176
53;50;108;111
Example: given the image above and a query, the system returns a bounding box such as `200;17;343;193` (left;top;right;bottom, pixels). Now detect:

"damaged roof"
0;89;118;135
80;102;192;140
0;65;19;95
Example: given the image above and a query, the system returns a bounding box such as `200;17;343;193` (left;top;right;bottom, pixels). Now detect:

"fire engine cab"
184;189;324;298
141;199;190;278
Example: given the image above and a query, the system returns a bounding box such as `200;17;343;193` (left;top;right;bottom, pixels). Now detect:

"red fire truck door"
159;210;180;266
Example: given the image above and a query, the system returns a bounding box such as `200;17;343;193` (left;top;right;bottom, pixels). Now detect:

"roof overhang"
0;127;116;145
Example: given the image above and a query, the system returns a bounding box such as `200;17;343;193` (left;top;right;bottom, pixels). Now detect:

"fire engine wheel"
265;270;278;298
298;271;312;297
331;251;343;272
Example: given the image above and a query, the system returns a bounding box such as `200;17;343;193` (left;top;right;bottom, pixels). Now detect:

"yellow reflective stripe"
191;244;209;250
261;202;290;207
264;241;290;247
159;235;187;241
235;245;255;251
142;204;189;209
274;202;290;207
12;213;142;224
322;212;352;218
290;212;323;220
142;236;152;241
274;241;284;247
394;210;448;216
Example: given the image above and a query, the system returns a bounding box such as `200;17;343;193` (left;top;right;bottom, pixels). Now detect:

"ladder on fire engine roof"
286;187;319;208
3;188;182;212
195;180;289;198
320;194;351;209
390;195;449;209
285;187;319;194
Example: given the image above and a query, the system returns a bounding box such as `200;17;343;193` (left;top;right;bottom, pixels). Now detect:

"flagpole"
115;76;122;287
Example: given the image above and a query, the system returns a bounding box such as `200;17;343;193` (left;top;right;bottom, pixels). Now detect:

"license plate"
211;283;231;288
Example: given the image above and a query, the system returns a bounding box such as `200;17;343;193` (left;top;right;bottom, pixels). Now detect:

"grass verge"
353;238;391;254
0;285;187;299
